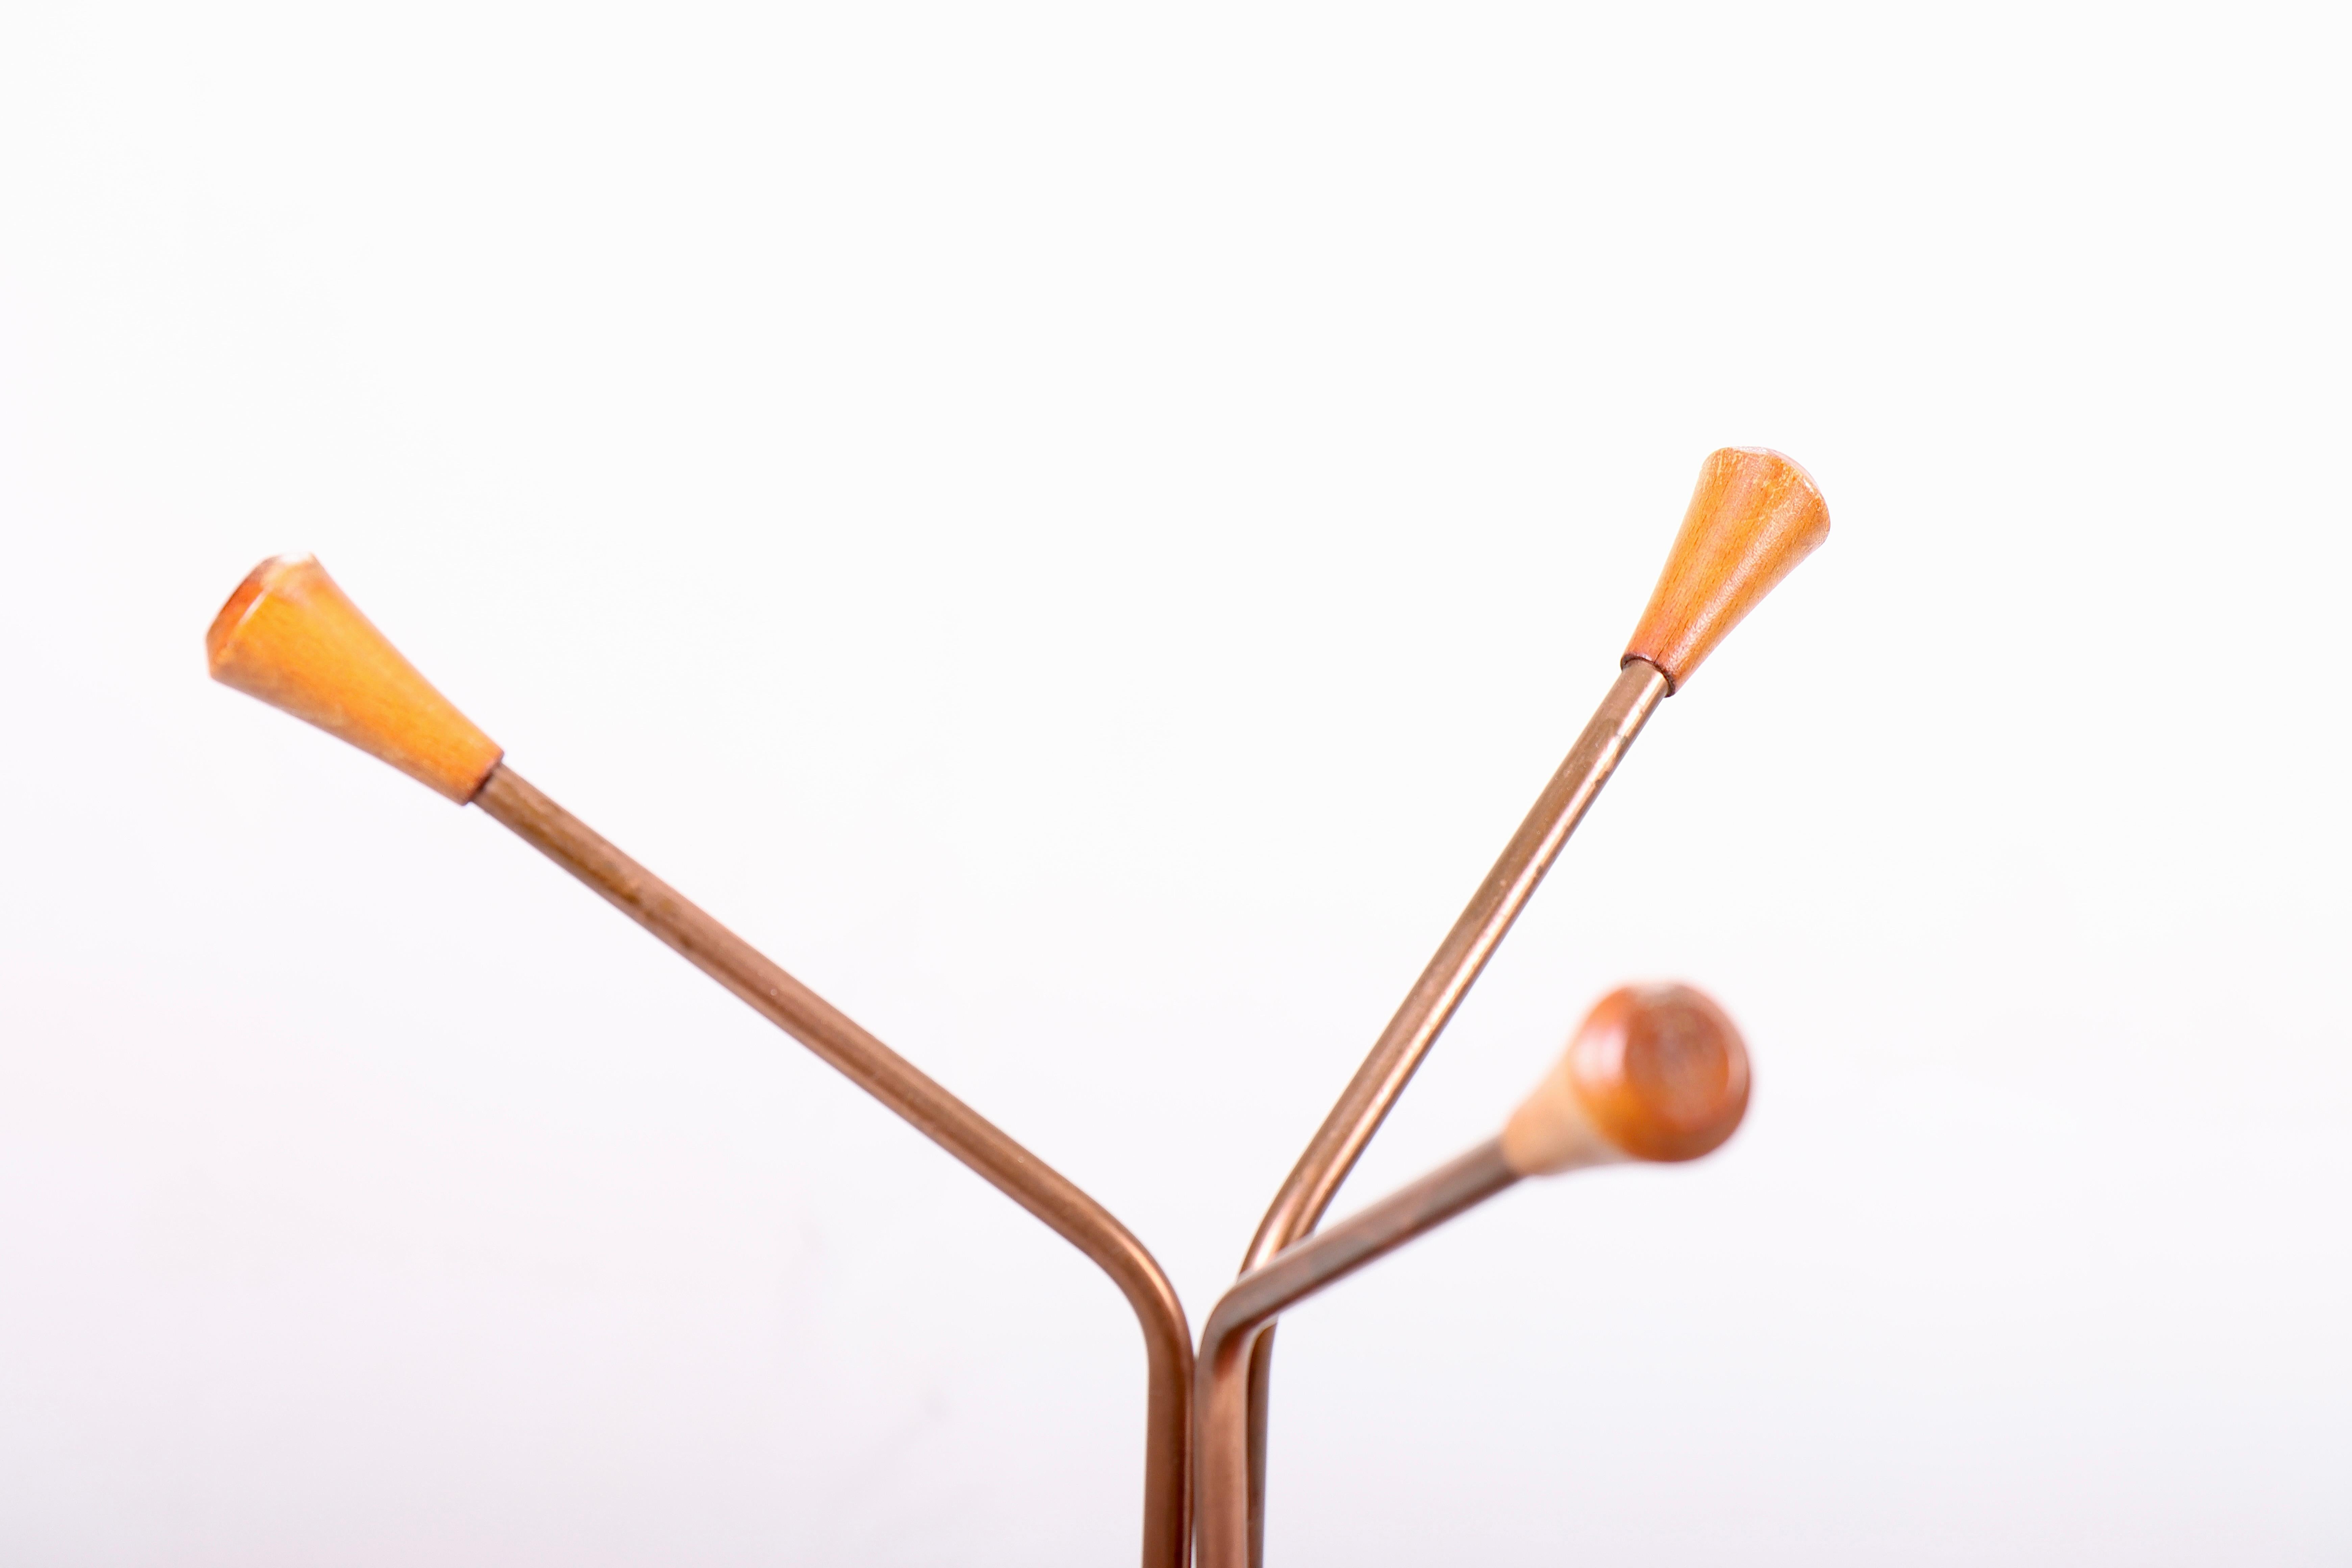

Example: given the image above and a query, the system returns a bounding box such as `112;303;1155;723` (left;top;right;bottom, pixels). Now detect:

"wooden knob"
1623;448;1829;692
206;555;502;803
1501;983;1750;1175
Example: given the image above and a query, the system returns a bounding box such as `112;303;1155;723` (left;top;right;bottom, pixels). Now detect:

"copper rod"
1198;1139;1520;1568
471;764;1192;1568
1234;657;1668;1553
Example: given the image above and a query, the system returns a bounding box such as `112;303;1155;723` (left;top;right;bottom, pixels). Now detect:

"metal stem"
473;765;1192;1568
1197;1139;1520;1568
1235;657;1668;1557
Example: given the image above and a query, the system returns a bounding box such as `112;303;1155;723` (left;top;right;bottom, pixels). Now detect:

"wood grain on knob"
206;555;502;803
1623;448;1829;692
1501;983;1750;1175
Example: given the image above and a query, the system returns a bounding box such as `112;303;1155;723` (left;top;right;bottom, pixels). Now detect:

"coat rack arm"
201;561;1193;1568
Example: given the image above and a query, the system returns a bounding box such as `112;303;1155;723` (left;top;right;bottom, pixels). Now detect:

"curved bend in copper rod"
1201;1140;1520;1568
474;766;1193;1568
1233;658;1669;1551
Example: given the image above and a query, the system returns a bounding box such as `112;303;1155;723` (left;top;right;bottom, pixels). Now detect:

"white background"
2;3;2348;1563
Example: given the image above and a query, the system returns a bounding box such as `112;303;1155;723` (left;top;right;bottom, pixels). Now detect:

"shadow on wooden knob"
207;554;503;803
1501;983;1750;1175
1624;447;1829;692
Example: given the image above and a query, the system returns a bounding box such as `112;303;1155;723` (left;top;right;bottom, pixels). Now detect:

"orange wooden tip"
206;555;502;803
1501;983;1750;1174
1623;448;1829;692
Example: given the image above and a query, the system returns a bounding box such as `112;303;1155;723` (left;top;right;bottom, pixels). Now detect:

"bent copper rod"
1202;1140;1520;1568
1233;657;1668;1554
473;765;1193;1568
207;551;1200;1565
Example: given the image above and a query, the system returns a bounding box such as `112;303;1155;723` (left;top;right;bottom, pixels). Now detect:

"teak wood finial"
1623;447;1829;692
206;555;502;802
1501;983;1749;1175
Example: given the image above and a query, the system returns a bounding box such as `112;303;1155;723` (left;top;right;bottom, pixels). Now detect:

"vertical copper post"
1200;1140;1520;1568
468;767;1192;1568
1234;658;1668;1554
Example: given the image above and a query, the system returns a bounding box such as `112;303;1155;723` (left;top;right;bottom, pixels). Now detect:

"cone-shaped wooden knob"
206;555;502;803
1501;983;1750;1175
1623;448;1829;692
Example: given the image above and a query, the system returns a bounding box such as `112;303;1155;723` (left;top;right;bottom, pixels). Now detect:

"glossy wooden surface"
1502;983;1749;1173
1623;447;1829;692
206;555;503;803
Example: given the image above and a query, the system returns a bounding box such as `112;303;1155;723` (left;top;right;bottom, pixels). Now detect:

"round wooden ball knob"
1501;984;1750;1176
